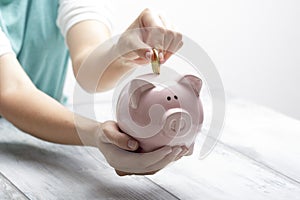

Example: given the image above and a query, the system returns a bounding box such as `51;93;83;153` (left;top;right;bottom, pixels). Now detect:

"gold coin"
151;48;160;74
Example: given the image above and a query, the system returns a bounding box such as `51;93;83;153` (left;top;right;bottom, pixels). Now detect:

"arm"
66;9;183;93
0;53;135;149
0;53;183;175
0;53;85;145
64;8;186;175
66;20;130;92
0;4;185;175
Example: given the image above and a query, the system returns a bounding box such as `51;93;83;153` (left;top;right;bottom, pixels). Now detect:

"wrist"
73;115;102;147
86;122;102;148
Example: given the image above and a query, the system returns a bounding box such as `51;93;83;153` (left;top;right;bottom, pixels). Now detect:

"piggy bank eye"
174;95;178;100
167;96;171;101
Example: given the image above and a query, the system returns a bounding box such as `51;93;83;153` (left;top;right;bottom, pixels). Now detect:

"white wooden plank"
220;98;300;183
2;96;300;200
148;142;300;200
70;102;300;200
0;119;178;200
0;173;28;200
77;98;300;184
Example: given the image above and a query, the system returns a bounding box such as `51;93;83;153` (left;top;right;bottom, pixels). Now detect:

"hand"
72;9;183;92
98;120;139;151
174;143;195;161
116;8;183;65
95;121;185;175
116;143;194;176
185;142;195;156
115;144;190;176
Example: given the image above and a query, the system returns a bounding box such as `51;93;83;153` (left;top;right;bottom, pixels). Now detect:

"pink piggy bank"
116;73;204;152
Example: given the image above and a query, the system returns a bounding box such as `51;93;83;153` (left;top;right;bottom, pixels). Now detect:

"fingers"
163;41;183;63
101;144;187;175
140;9;165;55
140;146;173;164
140;8;165;28
115;169;159;176
175;143;195;161
140;146;173;168
158;14;183;63
115;146;183;175
115;169;131;176
110;146;173;173
101;144;173;174
101;121;139;151
140;10;164;53
119;8;183;64
138;9;183;63
185;143;195;156
145;146;183;172
175;146;189;161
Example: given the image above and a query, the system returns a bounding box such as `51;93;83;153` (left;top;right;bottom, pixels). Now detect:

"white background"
65;0;300;120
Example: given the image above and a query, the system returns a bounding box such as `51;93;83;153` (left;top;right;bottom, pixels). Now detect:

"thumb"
101;121;139;151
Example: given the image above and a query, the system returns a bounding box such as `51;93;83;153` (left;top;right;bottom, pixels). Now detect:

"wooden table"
1;96;300;200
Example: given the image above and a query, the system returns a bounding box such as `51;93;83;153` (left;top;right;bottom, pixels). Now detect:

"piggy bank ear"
179;75;202;97
128;79;155;109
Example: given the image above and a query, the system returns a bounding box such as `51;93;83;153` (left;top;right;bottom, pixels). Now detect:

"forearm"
96;57;136;92
0;54;99;146
0;52;140;154
67;20;135;93
0;86;99;146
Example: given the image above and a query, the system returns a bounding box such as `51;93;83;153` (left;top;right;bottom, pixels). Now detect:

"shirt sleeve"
56;0;113;38
0;27;15;57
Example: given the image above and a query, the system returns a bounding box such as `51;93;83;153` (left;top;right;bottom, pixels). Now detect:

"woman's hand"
98;121;139;151
68;8;183;92
95;8;183;91
95;121;185;176
116;8;183;65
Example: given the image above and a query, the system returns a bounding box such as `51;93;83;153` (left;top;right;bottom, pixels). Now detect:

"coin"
151;48;160;74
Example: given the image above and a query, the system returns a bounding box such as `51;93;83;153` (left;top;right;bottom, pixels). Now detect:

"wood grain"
0;172;28;200
148;142;300;200
1;97;300;199
0;119;178;200
221;99;300;183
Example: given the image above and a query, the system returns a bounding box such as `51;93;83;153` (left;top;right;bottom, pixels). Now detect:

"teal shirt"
0;0;69;102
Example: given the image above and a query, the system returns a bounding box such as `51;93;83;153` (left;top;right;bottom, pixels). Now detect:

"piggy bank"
115;73;204;152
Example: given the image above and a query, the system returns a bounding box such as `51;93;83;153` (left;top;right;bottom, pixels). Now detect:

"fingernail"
145;51;152;61
128;140;138;149
159;52;164;62
181;146;189;155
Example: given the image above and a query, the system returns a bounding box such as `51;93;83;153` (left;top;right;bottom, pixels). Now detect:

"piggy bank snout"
162;108;192;138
